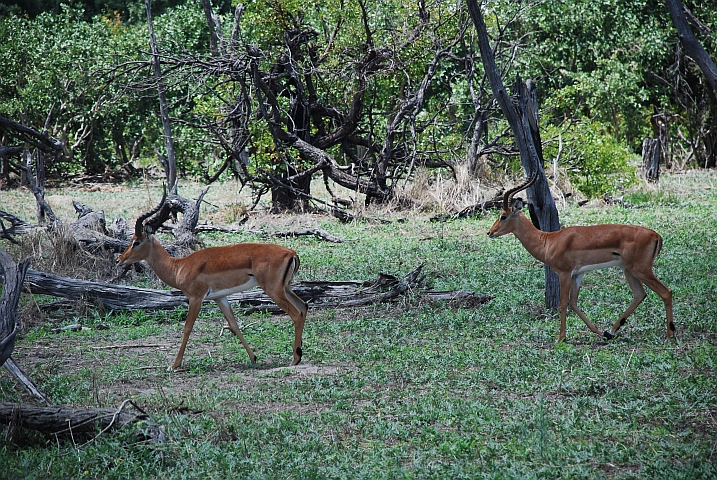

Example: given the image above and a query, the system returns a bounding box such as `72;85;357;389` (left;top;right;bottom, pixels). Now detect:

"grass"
1;171;716;479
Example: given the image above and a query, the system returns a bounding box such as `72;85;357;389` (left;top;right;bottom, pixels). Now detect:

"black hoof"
603;330;615;340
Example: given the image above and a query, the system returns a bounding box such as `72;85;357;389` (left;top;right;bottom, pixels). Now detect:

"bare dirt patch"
4;314;343;411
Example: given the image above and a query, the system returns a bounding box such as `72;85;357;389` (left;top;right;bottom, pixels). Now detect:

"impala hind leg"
215;297;257;364
605;269;646;339
255;257;308;366
270;286;307;366
633;269;675;338
171;300;202;371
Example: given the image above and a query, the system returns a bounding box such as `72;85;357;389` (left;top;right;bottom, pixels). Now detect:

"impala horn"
134;185;167;238
503;173;538;210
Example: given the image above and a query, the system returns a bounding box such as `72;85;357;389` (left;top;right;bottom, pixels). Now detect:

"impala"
487;174;674;342
117;193;308;370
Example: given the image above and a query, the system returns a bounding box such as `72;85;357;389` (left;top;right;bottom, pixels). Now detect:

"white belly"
204;277;259;300
573;258;625;276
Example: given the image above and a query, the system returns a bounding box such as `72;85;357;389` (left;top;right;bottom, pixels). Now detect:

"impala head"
487;173;537;238
117;188;168;265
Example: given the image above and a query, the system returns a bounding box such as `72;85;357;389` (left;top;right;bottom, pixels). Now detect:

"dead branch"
0;210;38;237
254;227;354;243
3;358;52;405
0;115;64;154
195;221;355;243
0;401;166;444
90;343;171;350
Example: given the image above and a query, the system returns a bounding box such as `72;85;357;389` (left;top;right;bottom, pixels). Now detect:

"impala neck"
144;236;181;290
511;212;550;264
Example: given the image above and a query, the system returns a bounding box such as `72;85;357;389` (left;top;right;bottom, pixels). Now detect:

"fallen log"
0;210;37;238
24;269;186;310
0;401;166;444
17;265;492;313
430;196;502;222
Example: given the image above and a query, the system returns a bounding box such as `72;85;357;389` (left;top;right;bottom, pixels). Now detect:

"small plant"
223;202;250;223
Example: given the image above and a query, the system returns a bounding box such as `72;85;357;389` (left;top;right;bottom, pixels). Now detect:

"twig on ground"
91;343;171;350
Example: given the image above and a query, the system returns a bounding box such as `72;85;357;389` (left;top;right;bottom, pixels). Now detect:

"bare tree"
466;0;560;308
145;0;178;194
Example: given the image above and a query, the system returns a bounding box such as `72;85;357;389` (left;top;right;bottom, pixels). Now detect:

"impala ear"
512;198;525;212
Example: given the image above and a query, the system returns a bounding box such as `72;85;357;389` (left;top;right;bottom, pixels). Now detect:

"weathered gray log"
430;196;503;222
24;269;187;310
0;401;165;443
16;265;492;313
331;207;392;225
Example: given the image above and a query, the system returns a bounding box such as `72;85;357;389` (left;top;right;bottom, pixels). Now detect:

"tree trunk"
145;0;178;193
0;249;29;367
522;79;561;308
466;0;560;309
201;0;220;57
641;138;661;182
666;0;717;168
270;169;312;212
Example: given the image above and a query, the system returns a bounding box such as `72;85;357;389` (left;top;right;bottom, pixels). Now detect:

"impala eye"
500;215;507;221
133;241;141;247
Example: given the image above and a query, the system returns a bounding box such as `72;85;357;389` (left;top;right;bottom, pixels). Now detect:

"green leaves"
542;120;637;198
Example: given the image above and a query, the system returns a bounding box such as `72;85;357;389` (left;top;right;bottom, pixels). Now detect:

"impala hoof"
603;330;615;340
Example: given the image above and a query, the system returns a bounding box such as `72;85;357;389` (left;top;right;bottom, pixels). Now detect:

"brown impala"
118;192;307;370
487;174;674;342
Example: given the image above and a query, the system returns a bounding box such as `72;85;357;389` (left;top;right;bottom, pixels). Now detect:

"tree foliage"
517;0;717;168
1;0;716;200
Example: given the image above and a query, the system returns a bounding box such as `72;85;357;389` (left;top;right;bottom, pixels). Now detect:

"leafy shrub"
542;121;637;198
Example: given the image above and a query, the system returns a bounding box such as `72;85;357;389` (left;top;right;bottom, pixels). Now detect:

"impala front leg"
171;300;203;371
557;274;571;343
568;273;602;336
215;297;257;364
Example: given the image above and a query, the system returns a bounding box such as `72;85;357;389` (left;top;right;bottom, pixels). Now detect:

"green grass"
1;171;716;479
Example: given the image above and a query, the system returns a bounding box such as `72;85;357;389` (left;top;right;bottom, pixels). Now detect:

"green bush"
542;121;637;198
